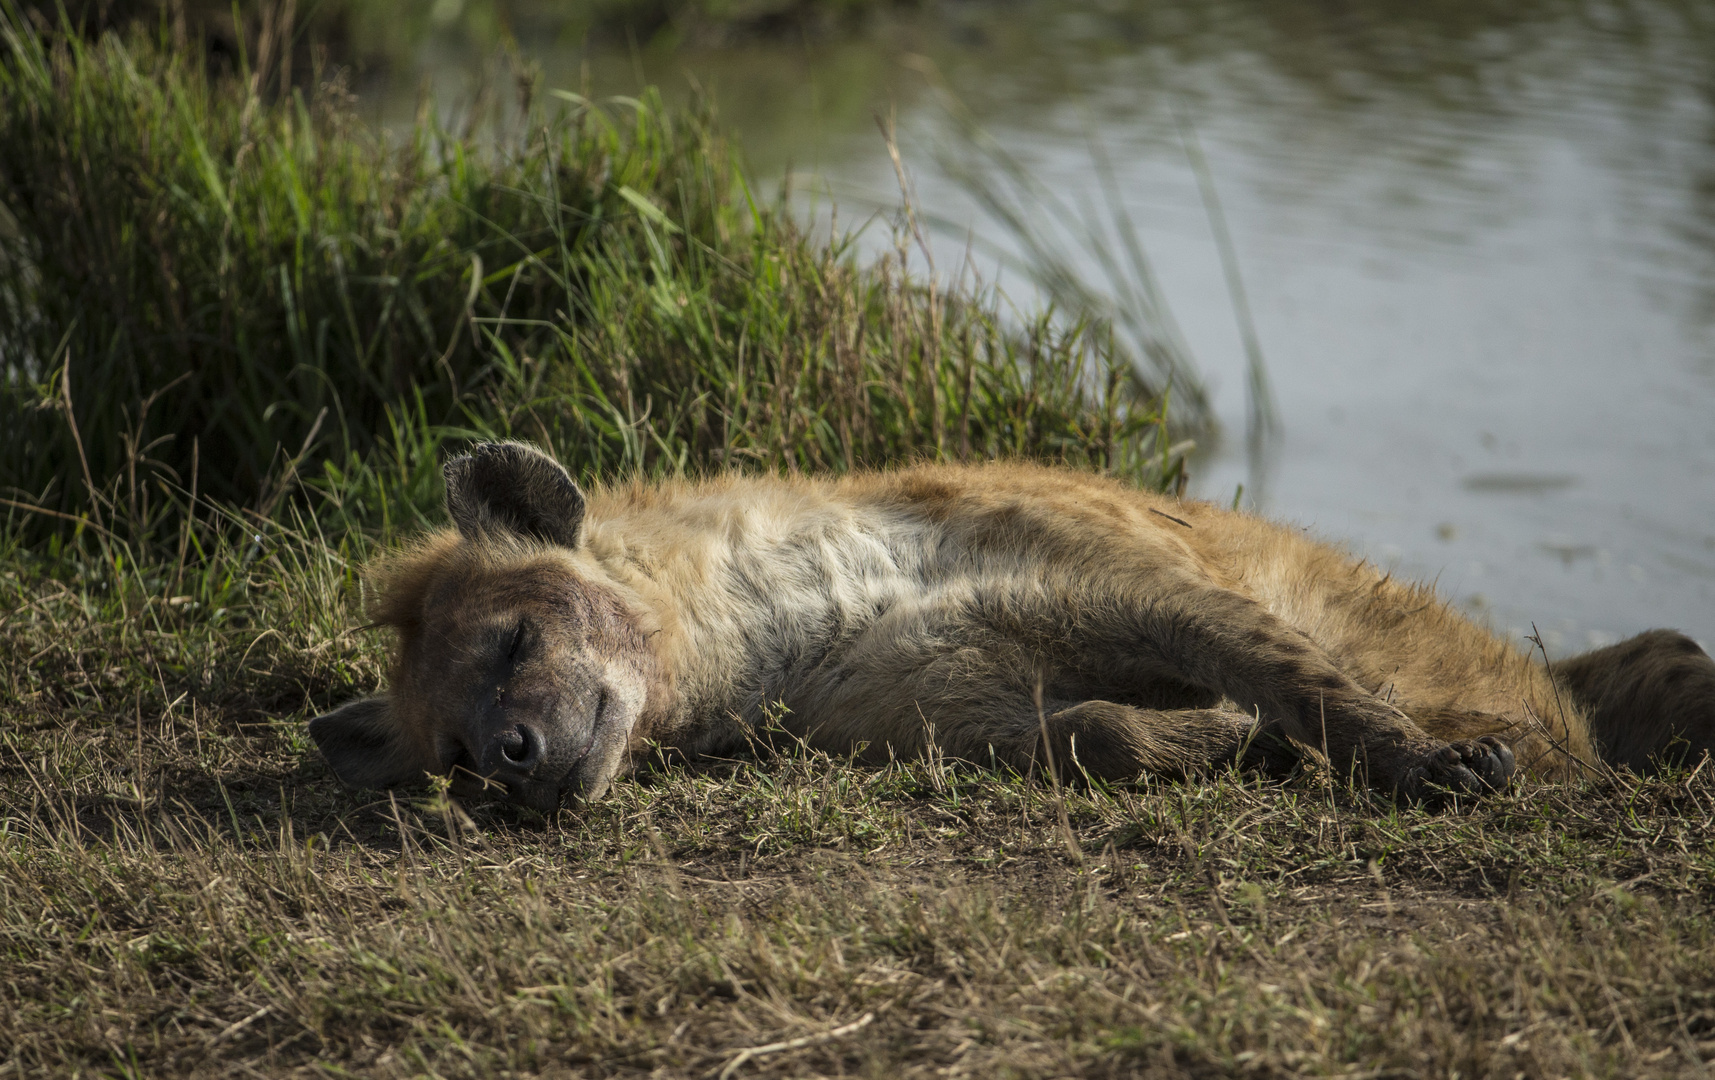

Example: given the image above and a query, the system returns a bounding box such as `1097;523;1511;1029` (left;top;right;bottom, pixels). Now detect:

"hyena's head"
309;442;659;812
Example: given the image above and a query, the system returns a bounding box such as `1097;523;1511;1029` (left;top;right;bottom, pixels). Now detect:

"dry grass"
5;523;1715;1079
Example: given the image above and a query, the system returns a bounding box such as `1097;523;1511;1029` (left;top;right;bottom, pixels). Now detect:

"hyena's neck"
580;481;946;748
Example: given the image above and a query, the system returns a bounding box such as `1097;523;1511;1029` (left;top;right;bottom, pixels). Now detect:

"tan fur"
311;448;1715;810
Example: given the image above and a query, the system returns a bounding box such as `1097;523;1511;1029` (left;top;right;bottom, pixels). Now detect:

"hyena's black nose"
482;724;543;774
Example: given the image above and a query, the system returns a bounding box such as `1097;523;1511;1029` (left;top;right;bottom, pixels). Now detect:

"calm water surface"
377;0;1715;650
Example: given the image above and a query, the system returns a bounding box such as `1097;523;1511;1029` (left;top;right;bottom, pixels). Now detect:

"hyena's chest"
676;512;952;722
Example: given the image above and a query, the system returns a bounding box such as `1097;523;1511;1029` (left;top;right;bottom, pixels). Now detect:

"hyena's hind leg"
1555;630;1715;773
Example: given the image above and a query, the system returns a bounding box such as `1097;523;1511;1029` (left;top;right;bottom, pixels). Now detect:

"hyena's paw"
1237;725;1302;777
1399;735;1516;805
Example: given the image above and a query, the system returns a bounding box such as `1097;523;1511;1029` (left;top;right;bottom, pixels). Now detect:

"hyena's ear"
308;697;423;790
443;441;586;548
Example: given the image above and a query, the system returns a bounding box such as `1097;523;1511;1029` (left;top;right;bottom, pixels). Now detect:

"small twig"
255;406;327;521
134;690;146;813
209;1005;271;1046
1174;100;1276;455
1035;680;1083;864
714;1012;874;1080
1684;752;1710;787
0;498;120;542
434;251;485;397
876;110;937;289
1148;507;1193;529
60;353;108;534
875;108;945;455
1527;624;1608;779
174;434;199;597
1318;690;1335;806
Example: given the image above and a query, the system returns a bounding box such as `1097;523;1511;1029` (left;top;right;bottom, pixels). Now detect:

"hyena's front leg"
1029;575;1518;802
1020;701;1301;781
787;616;1294;780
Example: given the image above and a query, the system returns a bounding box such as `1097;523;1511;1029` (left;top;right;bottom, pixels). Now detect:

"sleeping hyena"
310;441;1715;811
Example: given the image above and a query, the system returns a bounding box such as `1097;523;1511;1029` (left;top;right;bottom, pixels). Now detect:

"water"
371;0;1715;651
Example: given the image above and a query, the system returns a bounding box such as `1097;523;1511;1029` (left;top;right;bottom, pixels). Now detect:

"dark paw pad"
1462;735;1516;790
1402;736;1516;806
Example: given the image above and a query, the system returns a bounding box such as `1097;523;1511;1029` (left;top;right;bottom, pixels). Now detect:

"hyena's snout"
452;686;606;811
480;721;545;775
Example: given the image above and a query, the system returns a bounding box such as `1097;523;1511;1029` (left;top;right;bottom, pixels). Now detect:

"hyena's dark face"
310;442;652;811
405;560;652;810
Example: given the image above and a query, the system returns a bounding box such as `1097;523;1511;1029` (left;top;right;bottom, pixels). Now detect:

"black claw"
1468;751;1505;789
1394;765;1430;806
1400;736;1518;807
1483;736;1517;780
1462;736;1516;792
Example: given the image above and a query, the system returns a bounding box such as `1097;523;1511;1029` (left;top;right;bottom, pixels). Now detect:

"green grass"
0;7;1181;546
4;523;1715;1077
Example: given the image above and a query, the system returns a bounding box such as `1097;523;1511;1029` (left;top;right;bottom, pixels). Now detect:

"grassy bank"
4;526;1715;1076
0;7;1179;546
